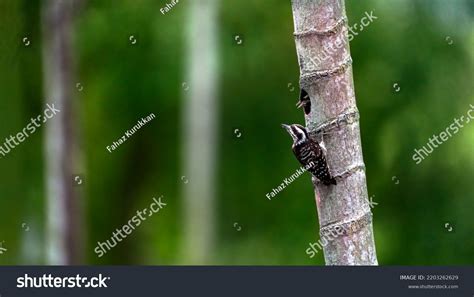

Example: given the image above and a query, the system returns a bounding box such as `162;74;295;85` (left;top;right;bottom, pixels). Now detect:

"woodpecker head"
281;124;308;145
296;89;311;115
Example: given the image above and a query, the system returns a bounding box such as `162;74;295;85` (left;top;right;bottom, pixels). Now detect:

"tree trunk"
290;0;377;265
181;0;219;264
42;0;83;265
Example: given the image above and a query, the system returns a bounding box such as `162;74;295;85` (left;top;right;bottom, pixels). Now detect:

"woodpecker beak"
296;101;304;109
282;123;300;142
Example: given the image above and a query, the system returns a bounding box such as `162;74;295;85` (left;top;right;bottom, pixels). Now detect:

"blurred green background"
0;0;473;265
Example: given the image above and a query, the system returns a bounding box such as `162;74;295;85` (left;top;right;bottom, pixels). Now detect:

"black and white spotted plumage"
282;124;336;186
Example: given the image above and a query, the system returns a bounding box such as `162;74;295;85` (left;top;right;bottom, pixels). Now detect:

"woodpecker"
296;89;311;115
282;123;336;185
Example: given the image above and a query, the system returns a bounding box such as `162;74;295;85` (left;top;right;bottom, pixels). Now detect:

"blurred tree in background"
0;0;472;265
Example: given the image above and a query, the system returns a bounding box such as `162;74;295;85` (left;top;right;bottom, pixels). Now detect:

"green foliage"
0;0;472;265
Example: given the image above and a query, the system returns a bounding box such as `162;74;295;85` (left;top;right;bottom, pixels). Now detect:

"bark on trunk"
291;0;377;265
42;0;83;265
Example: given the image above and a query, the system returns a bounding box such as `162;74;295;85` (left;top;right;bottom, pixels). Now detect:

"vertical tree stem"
291;0;377;265
42;0;82;264
181;0;219;264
